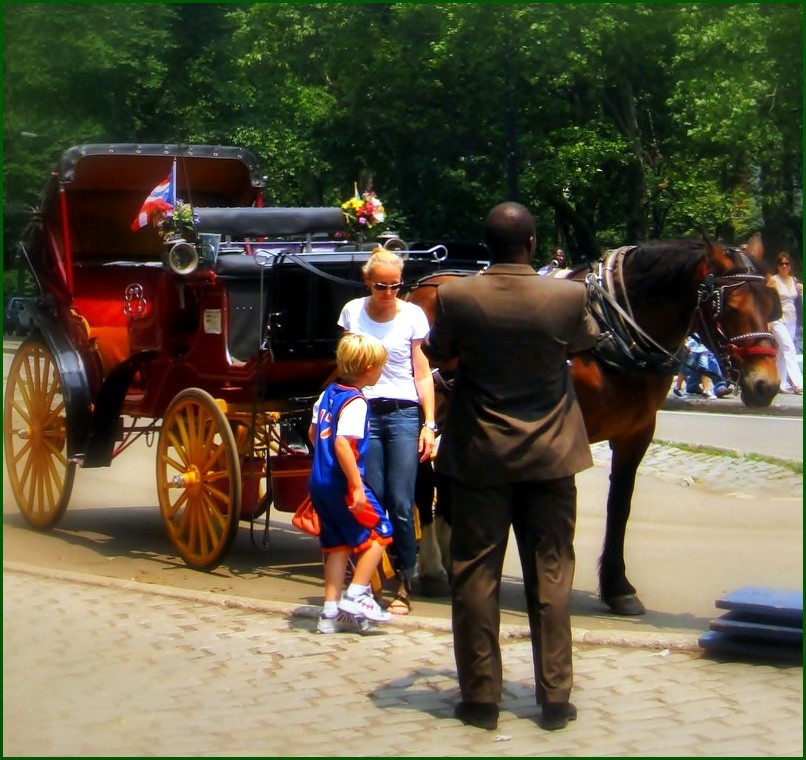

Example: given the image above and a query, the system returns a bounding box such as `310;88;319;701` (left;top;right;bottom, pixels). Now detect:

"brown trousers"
448;476;576;706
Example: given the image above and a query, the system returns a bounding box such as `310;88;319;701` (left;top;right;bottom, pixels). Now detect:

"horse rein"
585;247;685;373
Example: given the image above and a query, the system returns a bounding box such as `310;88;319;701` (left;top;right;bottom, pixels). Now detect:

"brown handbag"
291;496;321;537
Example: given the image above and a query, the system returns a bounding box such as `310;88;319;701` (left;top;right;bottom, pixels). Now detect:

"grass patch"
653;439;803;476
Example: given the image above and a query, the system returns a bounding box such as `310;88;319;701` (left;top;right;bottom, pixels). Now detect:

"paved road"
3;565;802;757
4;433;802;641
3;338;803;756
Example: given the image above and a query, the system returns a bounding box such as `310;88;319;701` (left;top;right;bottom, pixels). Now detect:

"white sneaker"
316;611;370;634
338;591;392;623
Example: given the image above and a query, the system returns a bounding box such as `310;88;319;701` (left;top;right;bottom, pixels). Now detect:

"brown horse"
406;238;781;615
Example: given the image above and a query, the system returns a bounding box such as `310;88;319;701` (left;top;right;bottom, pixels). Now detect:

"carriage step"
698;586;803;662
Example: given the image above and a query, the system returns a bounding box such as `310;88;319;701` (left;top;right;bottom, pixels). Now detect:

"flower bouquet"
158;200;197;241
341;189;386;240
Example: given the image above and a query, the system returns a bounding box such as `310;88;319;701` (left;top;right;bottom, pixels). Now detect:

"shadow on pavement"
3;502;715;639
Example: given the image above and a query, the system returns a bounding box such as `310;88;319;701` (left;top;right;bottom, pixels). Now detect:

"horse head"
697;236;781;408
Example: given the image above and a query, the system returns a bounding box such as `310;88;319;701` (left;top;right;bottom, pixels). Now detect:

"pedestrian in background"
308;332;394;633
338;247;437;615
422;202;600;732
675;334;731;398
769;253;803;395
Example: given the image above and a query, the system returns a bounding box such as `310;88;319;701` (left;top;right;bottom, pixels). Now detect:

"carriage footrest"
699;586;803;662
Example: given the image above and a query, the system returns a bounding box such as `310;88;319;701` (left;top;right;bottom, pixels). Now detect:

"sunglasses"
779;261;791;267
371;282;402;292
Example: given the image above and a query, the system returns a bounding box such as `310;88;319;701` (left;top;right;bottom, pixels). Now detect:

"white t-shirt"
311;393;368;438
771;273;799;326
338;298;430;402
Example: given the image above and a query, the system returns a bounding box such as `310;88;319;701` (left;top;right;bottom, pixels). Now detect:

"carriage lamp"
163;239;200;275
162;233;221;275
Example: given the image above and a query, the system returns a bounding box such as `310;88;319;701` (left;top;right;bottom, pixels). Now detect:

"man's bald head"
484;202;536;263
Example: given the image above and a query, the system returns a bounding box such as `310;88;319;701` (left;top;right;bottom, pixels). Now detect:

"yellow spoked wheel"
157;389;242;570
3;339;75;529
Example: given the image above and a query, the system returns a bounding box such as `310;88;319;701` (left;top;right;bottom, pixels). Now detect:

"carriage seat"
71;263;169;375
213;251;367;363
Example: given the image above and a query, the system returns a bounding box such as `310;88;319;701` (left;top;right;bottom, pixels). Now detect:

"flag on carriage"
130;162;177;230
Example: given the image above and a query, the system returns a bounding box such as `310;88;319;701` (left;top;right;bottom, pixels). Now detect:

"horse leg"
414;461;451;596
599;428;654;616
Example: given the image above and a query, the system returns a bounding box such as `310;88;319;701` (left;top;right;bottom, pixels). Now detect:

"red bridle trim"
728;344;777;358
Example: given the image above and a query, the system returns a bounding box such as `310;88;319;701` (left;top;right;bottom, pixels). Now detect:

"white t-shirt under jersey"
338;298;430;402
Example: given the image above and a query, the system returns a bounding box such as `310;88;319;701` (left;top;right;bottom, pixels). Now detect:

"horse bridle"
694;262;778;386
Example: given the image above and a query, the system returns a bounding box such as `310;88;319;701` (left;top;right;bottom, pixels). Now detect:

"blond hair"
361;246;404;279
336;332;388;382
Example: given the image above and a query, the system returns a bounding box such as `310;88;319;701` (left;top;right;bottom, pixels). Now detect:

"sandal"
387;592;411;616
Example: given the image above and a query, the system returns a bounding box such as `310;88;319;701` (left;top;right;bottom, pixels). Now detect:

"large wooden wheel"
156;388;242;570
3;339;75;528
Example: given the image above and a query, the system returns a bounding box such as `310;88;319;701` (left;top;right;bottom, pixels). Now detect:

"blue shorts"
311;487;394;554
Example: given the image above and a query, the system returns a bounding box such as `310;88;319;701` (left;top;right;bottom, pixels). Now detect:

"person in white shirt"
338;248;437;614
770;253;803;395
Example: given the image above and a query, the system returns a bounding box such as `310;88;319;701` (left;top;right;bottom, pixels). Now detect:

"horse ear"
700;232;731;274
745;232;765;263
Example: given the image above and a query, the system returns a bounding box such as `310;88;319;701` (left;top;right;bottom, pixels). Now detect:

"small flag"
131;161;176;231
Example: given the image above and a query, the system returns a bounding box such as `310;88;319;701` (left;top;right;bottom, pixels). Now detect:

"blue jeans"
364;405;421;578
685;350;728;394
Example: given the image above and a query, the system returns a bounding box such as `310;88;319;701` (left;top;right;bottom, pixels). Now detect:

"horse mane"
623;239;706;294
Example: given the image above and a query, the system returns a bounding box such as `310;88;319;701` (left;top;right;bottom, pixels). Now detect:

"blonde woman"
338;248;437;614
770;253;803;394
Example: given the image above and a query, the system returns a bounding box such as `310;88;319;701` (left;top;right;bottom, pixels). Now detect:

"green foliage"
2;2;802;278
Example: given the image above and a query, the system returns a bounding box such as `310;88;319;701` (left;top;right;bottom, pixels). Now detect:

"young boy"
308;332;395;633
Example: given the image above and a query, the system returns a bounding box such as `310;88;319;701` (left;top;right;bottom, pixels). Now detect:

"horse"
406;237;781;615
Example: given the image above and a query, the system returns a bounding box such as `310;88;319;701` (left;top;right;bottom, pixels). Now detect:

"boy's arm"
334;435;379;528
308;423;316;448
334;436;365;507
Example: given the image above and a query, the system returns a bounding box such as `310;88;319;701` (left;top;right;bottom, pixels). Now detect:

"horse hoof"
416;573;452;598
605;594;646;616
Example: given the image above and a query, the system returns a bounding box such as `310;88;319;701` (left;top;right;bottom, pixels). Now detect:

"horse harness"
584;246;684;374
583;245;777;380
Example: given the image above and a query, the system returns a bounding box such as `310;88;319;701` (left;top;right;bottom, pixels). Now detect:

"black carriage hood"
26;143;265;272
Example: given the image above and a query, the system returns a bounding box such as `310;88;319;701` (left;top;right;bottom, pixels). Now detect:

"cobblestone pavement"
3;567;802;757
589;441;802;501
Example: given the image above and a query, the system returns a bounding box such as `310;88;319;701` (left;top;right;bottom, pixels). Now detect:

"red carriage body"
4;144;469;569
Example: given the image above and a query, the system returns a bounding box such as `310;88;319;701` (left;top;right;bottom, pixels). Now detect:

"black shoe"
673;388;684;397
539;702;577;731
454;701;499;730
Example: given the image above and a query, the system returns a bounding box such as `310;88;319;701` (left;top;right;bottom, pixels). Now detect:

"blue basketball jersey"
308;382;393;551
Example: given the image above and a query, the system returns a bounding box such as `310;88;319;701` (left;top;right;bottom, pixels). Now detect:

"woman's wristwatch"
422;422;439;432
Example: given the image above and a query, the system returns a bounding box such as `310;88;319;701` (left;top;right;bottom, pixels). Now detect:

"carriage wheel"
3;339;76;529
156;388;242;570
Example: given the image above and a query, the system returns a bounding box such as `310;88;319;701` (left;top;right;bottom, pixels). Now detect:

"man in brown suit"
422;202;599;732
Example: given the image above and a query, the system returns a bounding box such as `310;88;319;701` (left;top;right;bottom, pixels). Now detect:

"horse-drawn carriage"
3;143;472;570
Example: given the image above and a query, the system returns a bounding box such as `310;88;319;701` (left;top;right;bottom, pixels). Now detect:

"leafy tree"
667;3;802;257
2;2;801;284
3;3;178;263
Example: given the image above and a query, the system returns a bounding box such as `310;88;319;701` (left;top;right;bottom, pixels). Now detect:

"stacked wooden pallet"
699;586;803;663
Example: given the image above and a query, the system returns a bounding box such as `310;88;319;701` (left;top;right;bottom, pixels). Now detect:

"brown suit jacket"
422;263;600;486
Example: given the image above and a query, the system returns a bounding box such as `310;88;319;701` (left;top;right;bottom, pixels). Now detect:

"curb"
3;561;702;653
